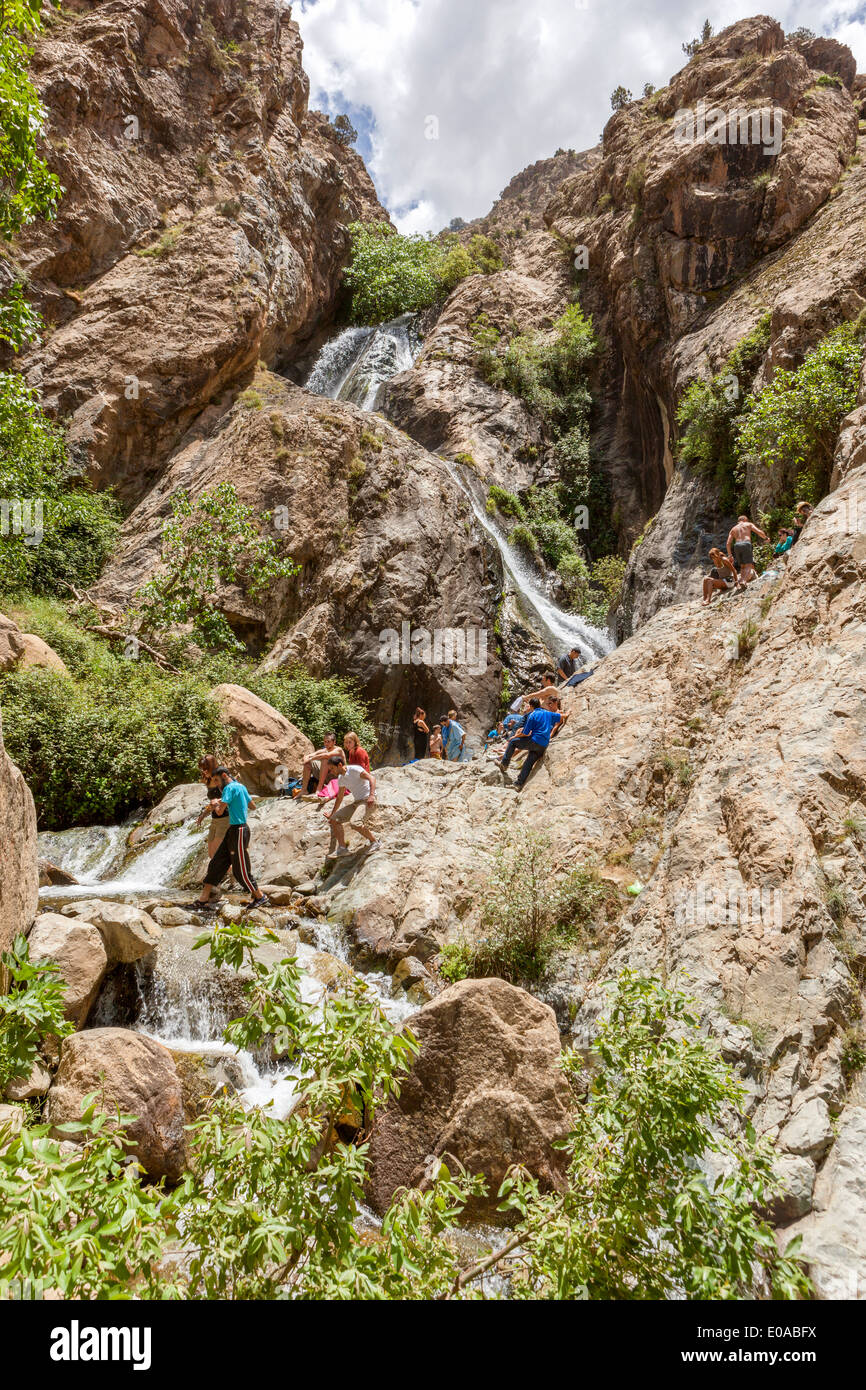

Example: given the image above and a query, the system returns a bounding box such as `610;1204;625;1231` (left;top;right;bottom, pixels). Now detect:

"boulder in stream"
366;977;573;1216
46;1028;186;1182
61;899;161;964
27;912;108;1026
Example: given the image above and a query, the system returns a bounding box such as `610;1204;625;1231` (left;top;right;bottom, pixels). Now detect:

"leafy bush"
0;662;229;829
486;484;525;520
736;319;865;500
462;830;613;982
0;934;73;1092
344;224;503;325
0;373;120;596
0;601;378;826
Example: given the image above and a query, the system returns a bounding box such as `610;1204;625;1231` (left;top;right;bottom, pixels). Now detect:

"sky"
294;0;866;233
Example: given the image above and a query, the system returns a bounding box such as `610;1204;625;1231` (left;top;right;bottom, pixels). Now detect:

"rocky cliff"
0;710;38;955
12;0;385;504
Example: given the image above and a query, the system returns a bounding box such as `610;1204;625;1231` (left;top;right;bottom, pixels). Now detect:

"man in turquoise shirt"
195;767;270;910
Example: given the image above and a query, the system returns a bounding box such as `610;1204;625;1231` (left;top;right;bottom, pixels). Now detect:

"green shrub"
0;934;74;1092
736;319;865;501
0;373;120;597
437;941;474;983
486;484;525;520
343;224;503;325
0;662;229;829
463;831;611;983
509;522;538;556
242;668;375;751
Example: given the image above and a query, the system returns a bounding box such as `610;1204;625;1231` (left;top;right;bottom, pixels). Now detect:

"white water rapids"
305;314;612;665
39;811;418;1118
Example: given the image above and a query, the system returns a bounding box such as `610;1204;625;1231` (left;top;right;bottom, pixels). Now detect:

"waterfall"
38;818;205;899
440;456;613;664
305;313;420;410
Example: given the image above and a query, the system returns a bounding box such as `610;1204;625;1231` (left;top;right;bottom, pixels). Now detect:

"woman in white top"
323;754;380;857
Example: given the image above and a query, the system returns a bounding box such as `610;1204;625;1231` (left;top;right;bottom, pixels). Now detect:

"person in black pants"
498;698;562;789
412;708;429;760
194;767;270;909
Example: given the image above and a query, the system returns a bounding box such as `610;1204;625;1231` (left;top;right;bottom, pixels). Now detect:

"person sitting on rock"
195;767;270;911
556;648;581;682
773;527;794;557
323;753;380;857
412;708;429;761
497;697;561;790
344;730;371;773
428;723;443;758
726;514;769;585
702;547;740;605
302;731;345;796
440;709;465;761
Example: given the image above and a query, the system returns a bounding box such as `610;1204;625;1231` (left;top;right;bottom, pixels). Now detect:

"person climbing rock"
195;767;269;910
790;501;813;544
542;691;569;738
440;709;465;760
195;755;229;860
323;753;380;857
726;515;769;585
497;697;561;789
556;648;581;682
773;528;794;557
702;547;740;605
302;732;345;796
344;730;371;773
412;708;429;760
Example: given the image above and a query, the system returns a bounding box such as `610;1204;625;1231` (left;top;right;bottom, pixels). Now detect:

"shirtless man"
726;515;769;585
302;731;345;796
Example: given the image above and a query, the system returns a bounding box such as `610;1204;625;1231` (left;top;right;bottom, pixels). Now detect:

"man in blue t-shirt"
497;698;561;789
195;767;270;910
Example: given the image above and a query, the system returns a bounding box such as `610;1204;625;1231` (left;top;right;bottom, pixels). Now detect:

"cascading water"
304;313;614;666
305;313;420;410
38;819;206;900
440;456;613;664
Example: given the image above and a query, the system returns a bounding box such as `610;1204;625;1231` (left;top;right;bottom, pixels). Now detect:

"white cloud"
295;0;866;232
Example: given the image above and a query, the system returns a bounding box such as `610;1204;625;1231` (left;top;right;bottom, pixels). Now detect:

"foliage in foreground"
343;221;503;325
0;934;73;1092
0;941;808;1301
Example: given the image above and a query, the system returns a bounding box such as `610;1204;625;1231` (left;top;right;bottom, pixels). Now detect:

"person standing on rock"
323;753;380;857
194;767;270;911
440;710;465;761
195;755;230;860
429;723;443;758
498;697;561;790
412;708;429;761
302;731;345;796
726;515;769;585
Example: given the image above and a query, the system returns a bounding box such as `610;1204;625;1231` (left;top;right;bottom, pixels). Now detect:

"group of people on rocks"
702;502;812;606
492;654;587;790
411;708;466;761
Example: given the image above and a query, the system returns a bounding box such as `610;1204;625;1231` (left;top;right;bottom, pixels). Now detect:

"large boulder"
0;709;39;953
27;913;108;1026
45;1028;186;1182
60;899;162;964
366;978;573;1215
17;632;69;675
210;684;314;796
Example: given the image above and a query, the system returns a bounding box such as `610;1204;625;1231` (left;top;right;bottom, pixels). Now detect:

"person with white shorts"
323;754;381;857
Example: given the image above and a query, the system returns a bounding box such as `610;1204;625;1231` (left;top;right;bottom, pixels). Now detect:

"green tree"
332;113;358;147
683;19;714;57
610;85;632;111
130;482;299;652
343;224;503;325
